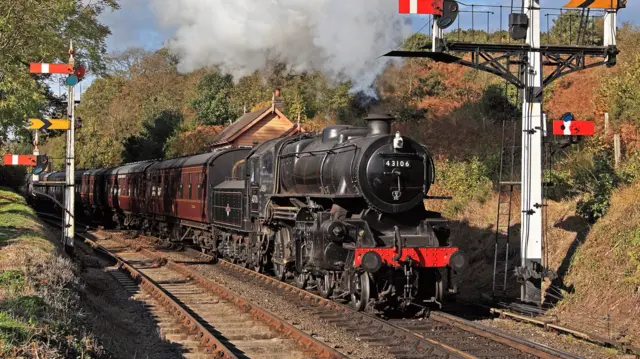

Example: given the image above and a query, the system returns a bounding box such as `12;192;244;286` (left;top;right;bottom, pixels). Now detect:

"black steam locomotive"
211;114;465;311
28;113;465;312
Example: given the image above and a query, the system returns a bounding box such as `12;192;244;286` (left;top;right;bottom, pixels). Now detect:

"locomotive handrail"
277;144;357;158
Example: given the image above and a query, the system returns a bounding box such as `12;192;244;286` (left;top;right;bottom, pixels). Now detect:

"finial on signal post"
69;40;75;65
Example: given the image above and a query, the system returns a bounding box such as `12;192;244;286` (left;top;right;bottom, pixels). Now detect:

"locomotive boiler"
212;113;465;311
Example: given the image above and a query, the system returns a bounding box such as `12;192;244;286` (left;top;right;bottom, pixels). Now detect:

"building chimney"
272;88;284;113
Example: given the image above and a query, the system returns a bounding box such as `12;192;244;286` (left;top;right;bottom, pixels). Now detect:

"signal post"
27;41;85;254
392;0;622;304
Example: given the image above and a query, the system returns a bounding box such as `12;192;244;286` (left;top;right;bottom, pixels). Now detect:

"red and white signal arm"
29;63;73;74
552;113;595;136
399;0;444;15
3;154;36;166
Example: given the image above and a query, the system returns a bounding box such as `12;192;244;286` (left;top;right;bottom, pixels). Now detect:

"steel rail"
490;308;640;356
212;259;584;359
39;216;238;358
96;232;346;359
36;212;590;359
101;228;583;359
80;235;240;358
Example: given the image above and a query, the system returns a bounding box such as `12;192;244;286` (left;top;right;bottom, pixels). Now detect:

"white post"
32;131;39;182
64;41;75;254
614;134;621;169
432;17;444;52
604;10;617;63
520;0;543;304
604;10;617;47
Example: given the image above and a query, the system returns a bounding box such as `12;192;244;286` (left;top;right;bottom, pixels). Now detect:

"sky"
99;0;640;53
64;0;640;99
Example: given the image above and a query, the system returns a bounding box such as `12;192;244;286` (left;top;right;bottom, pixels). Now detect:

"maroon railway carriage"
74;170;86;207
81;168;111;218
140;148;250;240
104;161;154;228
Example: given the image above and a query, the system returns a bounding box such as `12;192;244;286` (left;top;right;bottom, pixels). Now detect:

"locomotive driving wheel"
272;226;292;281
350;272;371;311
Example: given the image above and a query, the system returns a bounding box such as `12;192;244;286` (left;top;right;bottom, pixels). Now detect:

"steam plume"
149;0;413;92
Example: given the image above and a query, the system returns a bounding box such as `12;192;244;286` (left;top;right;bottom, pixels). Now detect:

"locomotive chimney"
364;113;393;136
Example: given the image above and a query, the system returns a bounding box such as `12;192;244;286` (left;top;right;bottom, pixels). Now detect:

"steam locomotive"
25;113;465;312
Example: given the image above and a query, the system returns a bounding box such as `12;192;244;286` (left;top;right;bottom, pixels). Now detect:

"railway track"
94;228;584;359
206;255;584;359
37;211;585;359
39;216;346;359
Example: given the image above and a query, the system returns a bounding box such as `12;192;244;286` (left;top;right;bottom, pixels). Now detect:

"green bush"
619;150;640;183
573;151;618;223
550;140;619;223
435;157;493;216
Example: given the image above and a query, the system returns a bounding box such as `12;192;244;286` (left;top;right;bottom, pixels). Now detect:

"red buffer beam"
3;154;36;166
399;0;443;15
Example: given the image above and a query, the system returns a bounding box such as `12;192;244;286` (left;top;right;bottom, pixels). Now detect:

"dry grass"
0;187;107;358
443;181;640;346
550;182;640;346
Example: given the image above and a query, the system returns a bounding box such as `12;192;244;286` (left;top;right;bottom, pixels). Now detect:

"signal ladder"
492;102;521;299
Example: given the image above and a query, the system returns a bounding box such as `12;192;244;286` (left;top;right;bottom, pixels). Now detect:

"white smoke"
149;0;414;93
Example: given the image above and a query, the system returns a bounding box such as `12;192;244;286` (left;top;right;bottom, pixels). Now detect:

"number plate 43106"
384;160;411;168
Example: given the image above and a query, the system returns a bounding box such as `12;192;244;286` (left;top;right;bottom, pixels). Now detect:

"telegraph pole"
520;0;544;304
63;41;76;255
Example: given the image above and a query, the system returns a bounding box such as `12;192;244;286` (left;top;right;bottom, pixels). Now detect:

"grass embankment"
0;187;105;358
552;181;640;346
433;173;640;347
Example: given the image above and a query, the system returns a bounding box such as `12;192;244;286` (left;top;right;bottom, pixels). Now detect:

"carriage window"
197;173;202;200
188;174;192;200
179;176;184;199
158;175;163;197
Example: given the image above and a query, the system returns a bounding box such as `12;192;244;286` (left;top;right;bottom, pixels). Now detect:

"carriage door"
249;158;260;216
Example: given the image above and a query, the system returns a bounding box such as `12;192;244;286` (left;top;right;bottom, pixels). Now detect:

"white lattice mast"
520;0;544;304
399;0;621;305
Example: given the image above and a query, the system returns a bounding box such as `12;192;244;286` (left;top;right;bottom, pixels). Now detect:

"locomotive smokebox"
364;113;393;136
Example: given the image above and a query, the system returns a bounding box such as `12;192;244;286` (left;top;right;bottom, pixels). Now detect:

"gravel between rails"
188;262;396;359
100;231;612;359
67;234;190;358
96;232;395;359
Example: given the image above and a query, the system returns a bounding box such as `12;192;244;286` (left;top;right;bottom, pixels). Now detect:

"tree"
191;71;236;125
107;47;152;79
599;24;640;127
547;10;603;46
0;0;119;142
122;110;182;162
